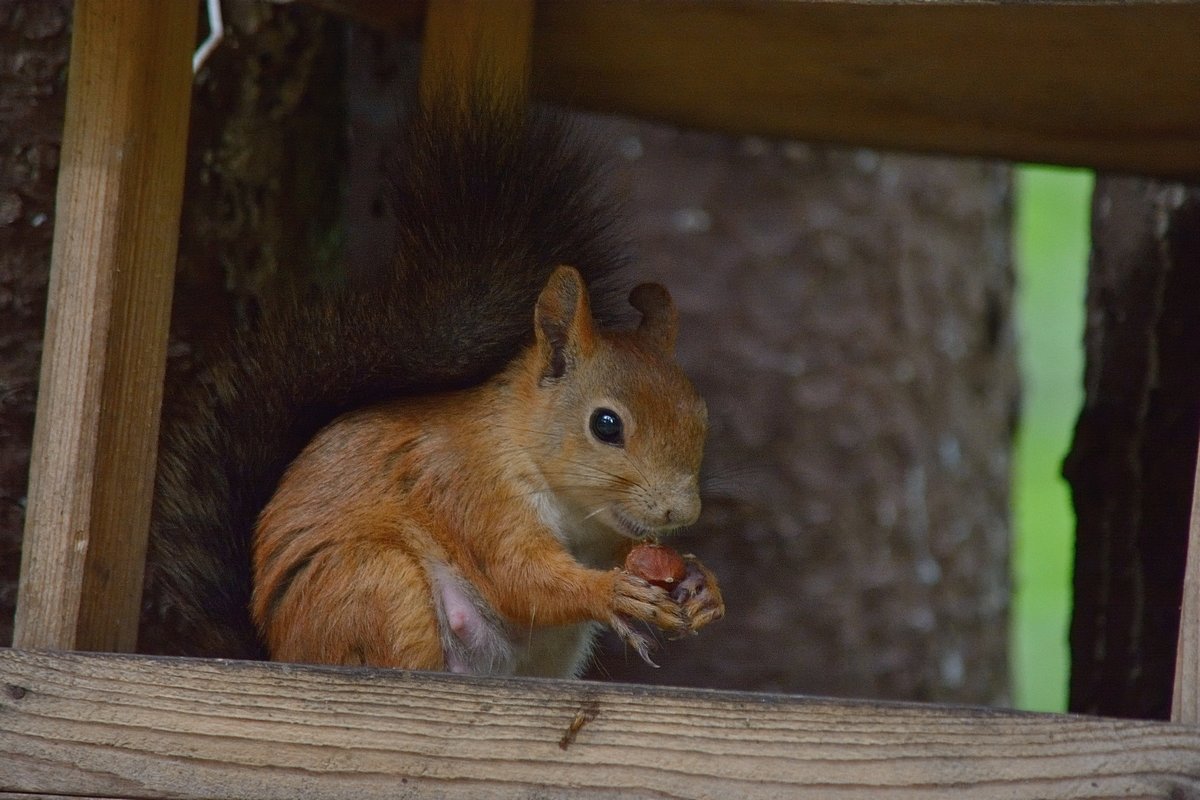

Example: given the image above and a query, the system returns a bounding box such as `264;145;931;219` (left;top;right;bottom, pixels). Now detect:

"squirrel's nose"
659;486;700;528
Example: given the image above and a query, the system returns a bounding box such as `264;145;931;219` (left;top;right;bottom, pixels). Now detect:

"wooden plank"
418;0;534;107
305;0;1200;175
1174;437;1200;724
2;649;1199;799
12;1;196;652
529;1;1200;177
304;0;425;35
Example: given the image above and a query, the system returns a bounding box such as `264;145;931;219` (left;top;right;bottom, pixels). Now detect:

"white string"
192;0;224;75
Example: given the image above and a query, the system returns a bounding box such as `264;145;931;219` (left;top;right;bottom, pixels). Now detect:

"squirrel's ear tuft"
630;282;678;355
534;265;595;380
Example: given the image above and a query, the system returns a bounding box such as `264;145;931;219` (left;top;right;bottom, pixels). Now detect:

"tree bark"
166;1;345;388
1065;178;1200;719
580;126;1016;705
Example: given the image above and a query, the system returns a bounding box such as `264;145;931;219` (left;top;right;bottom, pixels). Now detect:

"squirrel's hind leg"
430;563;517;676
263;542;447;670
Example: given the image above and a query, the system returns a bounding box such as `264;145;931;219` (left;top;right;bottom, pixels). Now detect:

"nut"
624;543;686;590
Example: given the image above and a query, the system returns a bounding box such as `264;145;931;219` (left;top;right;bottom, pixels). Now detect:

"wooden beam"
1174;438;1200;724
418;0;534;107
301;1;1200;175
12;1;196;652
529;1;1200;178
304;0;425;35
2;649;1200;799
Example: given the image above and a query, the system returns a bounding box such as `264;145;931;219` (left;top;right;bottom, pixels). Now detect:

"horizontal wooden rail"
308;0;1200;177
2;649;1199;799
418;0;533;106
530;1;1200;178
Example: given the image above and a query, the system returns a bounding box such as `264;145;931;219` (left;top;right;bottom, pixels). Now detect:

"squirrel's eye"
589;408;624;446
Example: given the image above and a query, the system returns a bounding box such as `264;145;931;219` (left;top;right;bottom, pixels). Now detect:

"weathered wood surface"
418;0;533;105
2;649;1199;799
1176;437;1200;724
310;0;1200;176
12;1;196;652
531;1;1200;177
305;0;425;34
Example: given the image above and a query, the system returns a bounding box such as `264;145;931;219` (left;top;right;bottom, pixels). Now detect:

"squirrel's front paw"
607;570;690;666
611;570;690;632
671;555;725;634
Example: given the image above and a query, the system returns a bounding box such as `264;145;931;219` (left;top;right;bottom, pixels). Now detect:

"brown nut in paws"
624;543;687;590
610;570;690;634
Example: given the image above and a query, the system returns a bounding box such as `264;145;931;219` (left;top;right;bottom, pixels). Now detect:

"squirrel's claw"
672;555;725;633
608;569;691;666
611;570;690;633
609;616;660;668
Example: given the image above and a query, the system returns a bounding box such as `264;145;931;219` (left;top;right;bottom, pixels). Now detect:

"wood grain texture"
418;0;533;107
12;0;196;652
2;649;1199;799
529;1;1200;177
305;0;425;34
1175;437;1200;724
305;1;1200;174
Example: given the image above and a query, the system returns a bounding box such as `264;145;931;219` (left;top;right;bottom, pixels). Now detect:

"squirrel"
138;92;723;677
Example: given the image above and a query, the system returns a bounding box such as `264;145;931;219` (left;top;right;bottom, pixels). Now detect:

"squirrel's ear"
630;282;678;355
534;265;595;380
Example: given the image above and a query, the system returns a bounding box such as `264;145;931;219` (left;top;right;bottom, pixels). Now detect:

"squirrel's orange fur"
252;266;722;676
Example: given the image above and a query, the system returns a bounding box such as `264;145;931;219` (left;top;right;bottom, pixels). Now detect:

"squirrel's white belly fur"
508;491;613;677
513;622;600;678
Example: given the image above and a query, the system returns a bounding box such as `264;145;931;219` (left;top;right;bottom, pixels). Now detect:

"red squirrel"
138;94;723;676
255;267;720;674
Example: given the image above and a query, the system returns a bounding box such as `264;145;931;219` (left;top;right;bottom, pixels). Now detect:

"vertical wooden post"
418;0;534;105
1173;438;1200;723
13;0;196;652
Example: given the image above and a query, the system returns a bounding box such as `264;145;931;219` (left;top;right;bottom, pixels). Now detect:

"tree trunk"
166;1;345;390
580;125;1016;705
1065;178;1200;719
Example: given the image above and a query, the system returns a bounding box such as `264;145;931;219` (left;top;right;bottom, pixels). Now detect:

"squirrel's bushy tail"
140;97;630;657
